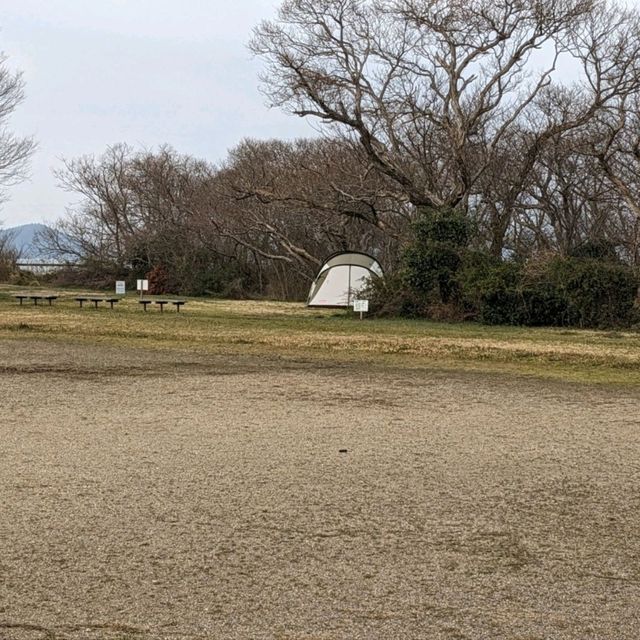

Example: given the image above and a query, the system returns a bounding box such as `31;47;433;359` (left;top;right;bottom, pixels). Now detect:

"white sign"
136;279;149;292
115;281;126;295
353;299;369;313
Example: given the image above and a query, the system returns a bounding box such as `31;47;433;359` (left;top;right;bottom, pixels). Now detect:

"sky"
3;1;640;228
0;0;317;227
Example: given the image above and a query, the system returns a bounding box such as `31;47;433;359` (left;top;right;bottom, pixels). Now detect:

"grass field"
2;286;640;639
2;285;640;386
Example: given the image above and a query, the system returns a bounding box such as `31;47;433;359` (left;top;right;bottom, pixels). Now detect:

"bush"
0;241;19;282
368;271;430;318
462;259;524;325
402;207;471;304
460;255;638;328
48;259;123;290
547;257;638;328
178;249;259;298
147;265;169;295
569;240;619;263
381;217;640;328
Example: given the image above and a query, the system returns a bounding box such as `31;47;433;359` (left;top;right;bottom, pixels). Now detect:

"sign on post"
136;279;149;300
353;299;369;319
115;281;126;295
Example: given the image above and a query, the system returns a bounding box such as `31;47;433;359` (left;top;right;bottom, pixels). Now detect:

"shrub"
460;255;638;328
368;271;430;318
547;257;638;328
48;259;122;290
462;259;525;325
367;206;639;329
0;240;19;282
569;239;619;263
195;261;258;299
402;207;471;304
147;265;169;295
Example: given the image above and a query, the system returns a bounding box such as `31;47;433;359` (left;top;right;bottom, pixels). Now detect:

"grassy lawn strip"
1;287;639;385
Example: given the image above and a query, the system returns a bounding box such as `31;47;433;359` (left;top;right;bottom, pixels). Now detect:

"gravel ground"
1;338;640;639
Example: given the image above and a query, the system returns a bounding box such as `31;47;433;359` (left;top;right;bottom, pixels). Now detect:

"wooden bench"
155;300;169;312
75;297;89;308
16;294;57;306
138;299;186;312
104;298;120;310
89;297;104;309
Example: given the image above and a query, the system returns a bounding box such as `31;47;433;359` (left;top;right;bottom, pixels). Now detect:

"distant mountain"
3;223;63;263
4;223;80;265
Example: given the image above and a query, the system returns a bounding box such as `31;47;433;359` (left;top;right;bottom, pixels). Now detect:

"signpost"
115;281;126;295
353;299;369;320
136;279;149;300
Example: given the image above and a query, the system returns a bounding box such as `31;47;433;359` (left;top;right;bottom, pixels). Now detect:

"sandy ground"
1;338;640;640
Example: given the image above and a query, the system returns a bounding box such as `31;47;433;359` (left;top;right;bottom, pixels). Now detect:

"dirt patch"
1;339;640;639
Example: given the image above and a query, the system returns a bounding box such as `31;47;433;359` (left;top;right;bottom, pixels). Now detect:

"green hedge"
462;256;638;328
374;209;639;328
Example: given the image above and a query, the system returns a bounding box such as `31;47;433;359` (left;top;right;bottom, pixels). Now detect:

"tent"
307;251;384;307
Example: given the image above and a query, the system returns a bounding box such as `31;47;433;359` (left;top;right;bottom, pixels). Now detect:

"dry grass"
1;286;639;385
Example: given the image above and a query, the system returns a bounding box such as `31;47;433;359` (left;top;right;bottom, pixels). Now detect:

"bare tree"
510;132;615;256
193;135;422;299
0;53;35;201
50;144;213;269
252;0;583;203
205;137;407;275
49;139;409;298
251;0;640;255
570;88;640;262
47;145;266;294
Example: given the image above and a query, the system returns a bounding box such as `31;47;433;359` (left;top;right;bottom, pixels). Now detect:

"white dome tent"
306;251;384;307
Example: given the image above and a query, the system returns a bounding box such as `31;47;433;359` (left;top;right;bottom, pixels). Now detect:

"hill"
2;223;72;263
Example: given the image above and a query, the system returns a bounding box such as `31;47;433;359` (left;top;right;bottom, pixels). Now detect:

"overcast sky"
3;1;640;228
0;0;317;227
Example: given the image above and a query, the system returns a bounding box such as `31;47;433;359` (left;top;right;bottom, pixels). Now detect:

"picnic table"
104;298;120;310
75;297;88;307
15;295;29;305
89;297;104;309
139;300;152;311
172;300;186;312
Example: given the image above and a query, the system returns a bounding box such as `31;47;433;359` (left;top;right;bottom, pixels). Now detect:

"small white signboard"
115;281;126;295
353;299;369;313
136;279;149;292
